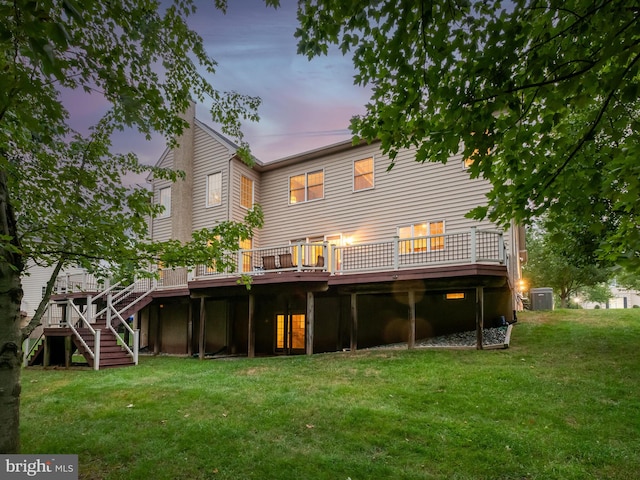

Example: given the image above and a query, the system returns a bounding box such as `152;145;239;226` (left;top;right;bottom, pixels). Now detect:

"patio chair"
262;255;277;271
278;253;294;269
303;255;324;271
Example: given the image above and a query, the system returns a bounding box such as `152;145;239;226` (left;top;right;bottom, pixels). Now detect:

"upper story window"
354;157;374;191
289;169;324;204
398;221;445;253
207;172;222;207
240;175;254;209
158;187;171;218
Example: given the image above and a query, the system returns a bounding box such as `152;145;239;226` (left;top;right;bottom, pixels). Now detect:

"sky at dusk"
62;0;371;166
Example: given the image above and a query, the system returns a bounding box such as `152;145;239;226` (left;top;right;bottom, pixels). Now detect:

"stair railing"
23;331;45;367
91;281;124;321
105;291;139;365
65;298;101;371
102;278;155;365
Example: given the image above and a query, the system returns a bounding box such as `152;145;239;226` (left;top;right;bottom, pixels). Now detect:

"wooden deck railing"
51;228;507;290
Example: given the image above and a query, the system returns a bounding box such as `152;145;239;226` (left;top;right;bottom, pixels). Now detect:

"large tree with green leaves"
0;0;269;453
295;0;640;270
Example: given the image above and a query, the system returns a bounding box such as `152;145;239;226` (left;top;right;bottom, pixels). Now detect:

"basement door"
276;313;305;354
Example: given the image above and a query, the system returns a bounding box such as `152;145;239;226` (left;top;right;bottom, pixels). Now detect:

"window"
207;172;222;207
429;221;445;250
239;238;252;272
446;293;465;300
354;157;374;191
276;313;305;351
289;170;324;204
398;221;445;253
158;187;171;218
240;175;253;209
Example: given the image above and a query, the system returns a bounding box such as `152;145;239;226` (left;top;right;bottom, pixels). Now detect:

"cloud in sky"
63;0;371;165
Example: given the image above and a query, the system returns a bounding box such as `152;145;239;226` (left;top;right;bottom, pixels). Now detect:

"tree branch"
534;50;640;202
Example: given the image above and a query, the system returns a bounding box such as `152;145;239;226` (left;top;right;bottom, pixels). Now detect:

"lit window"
158;187;171;218
430;221;445;251
354;157;374;191
446;293;465;300
239;237;252;272
289;174;305;204
240;175;253;209
398;221;445;253
207;172;222;207
289;170;324;204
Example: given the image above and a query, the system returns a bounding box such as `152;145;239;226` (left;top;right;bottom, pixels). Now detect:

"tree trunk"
0;168;24;454
560;290;569;308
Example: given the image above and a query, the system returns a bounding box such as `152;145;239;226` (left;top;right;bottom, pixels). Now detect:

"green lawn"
20;309;640;479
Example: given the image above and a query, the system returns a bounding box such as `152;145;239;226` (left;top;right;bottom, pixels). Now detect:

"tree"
579;283;612;306
295;0;640;271
523;225;611;308
0;0;269;454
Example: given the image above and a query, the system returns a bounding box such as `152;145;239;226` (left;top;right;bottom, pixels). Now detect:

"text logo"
1;455;78;480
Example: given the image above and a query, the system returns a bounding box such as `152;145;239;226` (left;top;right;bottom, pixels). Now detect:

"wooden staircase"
27;279;155;370
75;320;135;368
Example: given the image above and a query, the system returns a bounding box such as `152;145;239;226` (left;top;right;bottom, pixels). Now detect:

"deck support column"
408;290;416;349
187;299;193;357
64;335;72;368
154;305;161;355
43;336;50;367
248;294;255;358
350;293;357;352
306;292;314;356
198;297;206;360
476;286;484;350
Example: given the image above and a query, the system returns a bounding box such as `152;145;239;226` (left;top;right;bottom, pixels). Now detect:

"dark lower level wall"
140;285;513;356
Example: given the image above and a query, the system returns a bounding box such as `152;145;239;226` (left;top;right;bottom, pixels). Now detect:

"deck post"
393;236;400;270
64;299;71;326
198;297;205;360
86;295;93;324
476;286;484;350
43;336;50;367
94;330;101;370
46;300;52;327
133;330;139;365
306;292;314;356
331;244;337;273
470;227;477;263
248;294;255;358
64;335;72;368
154;305;161;355
350;293;358;352
187;300;193;357
498;232;505;264
408;290;416;349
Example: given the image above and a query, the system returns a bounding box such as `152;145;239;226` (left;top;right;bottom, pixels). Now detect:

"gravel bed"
417;326;509;348
369;326;510;350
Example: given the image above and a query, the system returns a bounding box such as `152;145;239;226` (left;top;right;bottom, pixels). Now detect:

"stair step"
99;358;135;367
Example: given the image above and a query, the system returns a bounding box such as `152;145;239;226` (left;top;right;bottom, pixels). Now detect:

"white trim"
158;186;171;218
206;171;223;208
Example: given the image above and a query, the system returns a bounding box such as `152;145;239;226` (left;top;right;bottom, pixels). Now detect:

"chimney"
171;101;195;243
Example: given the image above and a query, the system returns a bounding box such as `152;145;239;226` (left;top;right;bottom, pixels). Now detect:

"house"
31;104;524;367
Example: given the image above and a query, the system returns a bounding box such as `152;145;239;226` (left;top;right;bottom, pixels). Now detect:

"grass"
20;309;640;479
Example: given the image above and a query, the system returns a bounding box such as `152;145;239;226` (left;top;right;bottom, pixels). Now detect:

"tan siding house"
38;109;524;368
